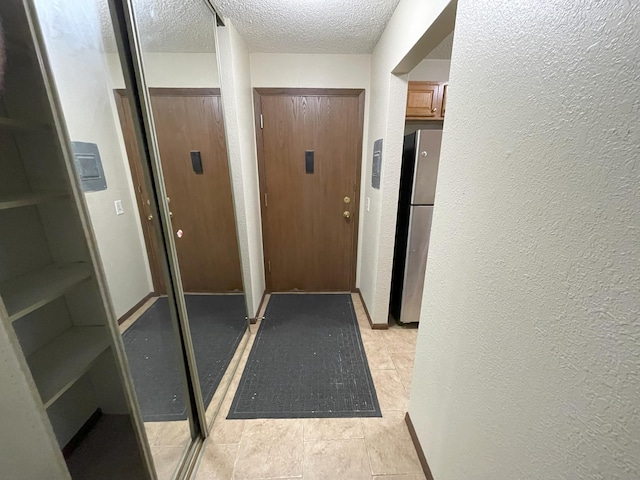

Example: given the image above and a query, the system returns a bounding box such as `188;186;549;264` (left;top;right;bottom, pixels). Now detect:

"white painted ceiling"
426;32;453;59
99;0;216;53
212;0;402;54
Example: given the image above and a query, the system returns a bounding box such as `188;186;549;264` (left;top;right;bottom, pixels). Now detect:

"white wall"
216;22;265;317
250;53;370;88
408;59;450;82
359;0;451;324
37;0;152;318
409;0;640;478
250;53;371;286
106;53;219;88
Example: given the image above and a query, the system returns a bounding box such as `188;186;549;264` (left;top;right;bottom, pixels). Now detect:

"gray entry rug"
227;293;381;419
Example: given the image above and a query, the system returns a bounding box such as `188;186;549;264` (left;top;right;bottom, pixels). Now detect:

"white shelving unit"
28;326;109;408
0;263;92;321
0;191;69;211
0;1;150;478
0;115;51;132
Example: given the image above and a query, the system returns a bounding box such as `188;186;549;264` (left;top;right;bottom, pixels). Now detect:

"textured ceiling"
212;0;402;53
426;32;453;59
99;0;216;52
98;0;402;54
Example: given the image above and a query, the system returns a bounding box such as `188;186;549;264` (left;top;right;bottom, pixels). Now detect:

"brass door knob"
169;211;173;218
147;214;153;221
343;211;351;219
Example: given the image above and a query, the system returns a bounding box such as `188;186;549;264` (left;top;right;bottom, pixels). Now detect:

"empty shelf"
0;263;92;322
0;192;68;210
0;116;50;132
27;326;110;408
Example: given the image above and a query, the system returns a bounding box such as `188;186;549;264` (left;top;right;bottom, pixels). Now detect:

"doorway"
254;88;365;292
114;88;243;294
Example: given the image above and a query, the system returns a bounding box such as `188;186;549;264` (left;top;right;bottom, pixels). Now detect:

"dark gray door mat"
123;294;246;422
227;294;381;419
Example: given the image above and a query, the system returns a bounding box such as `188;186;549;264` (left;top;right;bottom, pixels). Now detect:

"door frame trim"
253;88;366;293
147;87;221;96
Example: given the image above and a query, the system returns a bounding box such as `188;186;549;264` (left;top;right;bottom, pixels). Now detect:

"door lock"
343;196;351;204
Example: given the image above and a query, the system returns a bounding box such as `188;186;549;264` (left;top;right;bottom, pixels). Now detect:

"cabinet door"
440;83;448;118
406;82;441;119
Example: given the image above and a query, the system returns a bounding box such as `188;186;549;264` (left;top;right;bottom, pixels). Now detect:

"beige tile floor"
191;293;424;480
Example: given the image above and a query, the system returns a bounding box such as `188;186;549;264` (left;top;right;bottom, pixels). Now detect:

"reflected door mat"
123;294;246;422
227;294;381;419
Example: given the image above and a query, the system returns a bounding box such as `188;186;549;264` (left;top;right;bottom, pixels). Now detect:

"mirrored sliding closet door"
21;0;250;478
1;0;156;478
125;0;250;434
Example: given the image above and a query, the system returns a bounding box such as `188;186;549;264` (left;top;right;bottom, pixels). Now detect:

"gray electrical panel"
71;141;107;192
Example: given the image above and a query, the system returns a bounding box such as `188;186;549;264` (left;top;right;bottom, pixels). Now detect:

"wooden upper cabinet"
406;82;440;119
405;81;448;120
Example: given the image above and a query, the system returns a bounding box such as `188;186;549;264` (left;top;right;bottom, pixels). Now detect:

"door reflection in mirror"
121;0;250;453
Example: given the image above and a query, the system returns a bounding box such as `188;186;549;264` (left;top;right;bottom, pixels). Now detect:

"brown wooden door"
256;90;364;292
406;81;442;119
115;89;242;294
150;90;242;293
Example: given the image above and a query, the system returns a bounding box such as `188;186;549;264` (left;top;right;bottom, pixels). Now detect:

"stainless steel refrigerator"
389;129;442;324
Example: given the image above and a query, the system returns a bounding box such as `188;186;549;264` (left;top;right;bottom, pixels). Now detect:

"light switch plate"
114;200;124;215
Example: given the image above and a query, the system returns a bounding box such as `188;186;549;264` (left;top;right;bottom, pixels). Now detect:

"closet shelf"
27;326;110;408
0;116;51;133
0;263;92;322
0;192;68;210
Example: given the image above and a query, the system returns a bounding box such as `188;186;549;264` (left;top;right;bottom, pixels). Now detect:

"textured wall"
409;0;640;478
216;22;265;317
425;32;453;60
359;0;450;324
408;59;450;82
37;0;153;318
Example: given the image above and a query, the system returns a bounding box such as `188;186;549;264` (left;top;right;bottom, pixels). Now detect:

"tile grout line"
301;422;305;480
363;418;377;478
